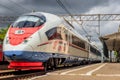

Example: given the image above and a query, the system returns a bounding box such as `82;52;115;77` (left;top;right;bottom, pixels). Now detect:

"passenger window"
72;35;85;49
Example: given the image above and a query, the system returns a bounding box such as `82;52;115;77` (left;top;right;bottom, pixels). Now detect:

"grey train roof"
22;12;45;17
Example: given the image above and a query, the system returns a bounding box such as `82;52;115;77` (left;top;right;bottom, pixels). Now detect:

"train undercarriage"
8;57;101;72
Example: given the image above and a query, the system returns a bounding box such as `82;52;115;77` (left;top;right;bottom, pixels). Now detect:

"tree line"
0;27;8;44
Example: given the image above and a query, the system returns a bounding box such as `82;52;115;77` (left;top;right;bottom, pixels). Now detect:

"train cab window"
12;15;46;28
46;27;62;40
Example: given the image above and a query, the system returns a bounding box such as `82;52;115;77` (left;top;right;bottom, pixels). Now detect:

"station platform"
31;63;120;80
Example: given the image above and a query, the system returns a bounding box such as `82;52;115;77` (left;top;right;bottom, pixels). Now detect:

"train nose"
4;46;34;61
4;50;22;57
4;51;33;61
3;50;23;61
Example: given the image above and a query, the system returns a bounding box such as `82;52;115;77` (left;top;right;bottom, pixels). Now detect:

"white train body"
3;12;101;70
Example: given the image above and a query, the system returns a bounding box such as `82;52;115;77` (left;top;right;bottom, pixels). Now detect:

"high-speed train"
3;12;101;71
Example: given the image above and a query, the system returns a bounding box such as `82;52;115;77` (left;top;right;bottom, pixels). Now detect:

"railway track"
0;63;97;80
0;70;46;80
0;64;9;70
0;65;82;80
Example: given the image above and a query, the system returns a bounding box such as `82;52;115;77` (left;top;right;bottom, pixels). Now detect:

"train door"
69;31;72;44
64;30;69;54
58;26;69;53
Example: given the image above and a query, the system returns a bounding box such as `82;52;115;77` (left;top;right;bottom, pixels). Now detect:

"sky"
0;0;114;15
0;0;120;49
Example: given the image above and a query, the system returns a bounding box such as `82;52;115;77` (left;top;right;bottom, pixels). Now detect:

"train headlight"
23;39;28;44
22;37;32;44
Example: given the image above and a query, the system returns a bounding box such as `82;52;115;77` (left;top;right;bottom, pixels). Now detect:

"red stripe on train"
8;61;44;70
9;26;43;46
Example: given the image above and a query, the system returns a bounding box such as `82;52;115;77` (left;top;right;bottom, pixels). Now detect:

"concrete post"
109;50;112;62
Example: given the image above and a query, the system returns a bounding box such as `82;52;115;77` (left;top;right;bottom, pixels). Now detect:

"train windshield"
12;15;46;28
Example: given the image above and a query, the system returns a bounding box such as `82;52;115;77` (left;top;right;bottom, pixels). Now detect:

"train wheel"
54;58;59;68
44;62;48;72
47;58;54;70
51;58;56;70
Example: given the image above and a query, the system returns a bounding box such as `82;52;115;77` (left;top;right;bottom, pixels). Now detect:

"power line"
56;0;90;41
56;0;72;16
63;0;77;14
63;0;99;42
7;0;31;12
0;3;21;14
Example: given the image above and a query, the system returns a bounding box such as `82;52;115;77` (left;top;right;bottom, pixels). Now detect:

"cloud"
0;0;109;15
86;0;120;14
81;0;120;49
85;0;120;35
